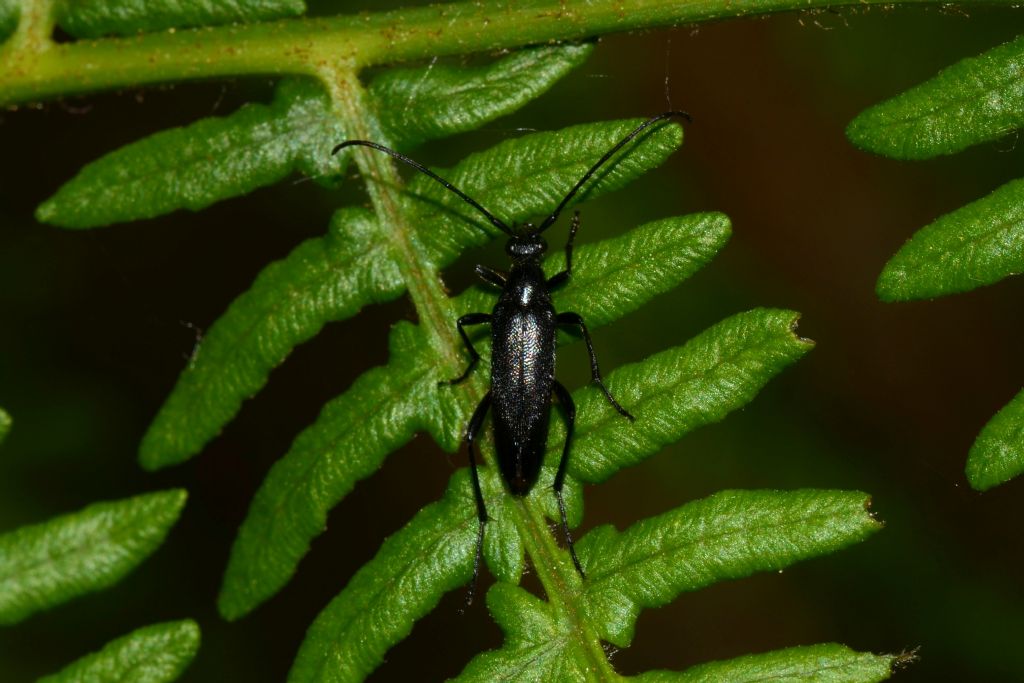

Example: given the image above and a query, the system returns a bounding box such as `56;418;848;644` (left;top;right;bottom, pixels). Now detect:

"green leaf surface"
551;212;729;322
569;308;812;483
37;78;345;229
405;118;685;265
0;0;17;42
847;34;1024;160
218;211;722;619
373;43;593;149
578;489;881;647
139;118;681;470
37;44;591;229
56;0;305;39
38;619;200;683
454;491;878;682
0;407;10;445
876;178;1024;301
287;473;477;683
633;643;897;683
217;323;431;620
0;490;186;625
138;208;398;471
453;582;594;682
966;387;1024;490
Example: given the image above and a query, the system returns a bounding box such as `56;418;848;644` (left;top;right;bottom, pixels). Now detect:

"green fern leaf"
876;178;1024;301
373;43;593;149
455;213;732;329
56;0;305;39
852;33;1024;490
0;408;10;444
404;119;683;263
218;211;725;619
37;44;591;229
139;118;681;471
570;308;812;483
966;388;1024;490
0;490;186;625
632;643;899;683
577;489;880;646
217;322;431;621
287;472;478;683
847;34;1024;160
452;582;590;682
36;78;340;228
37;619;200;683
453;491;880;681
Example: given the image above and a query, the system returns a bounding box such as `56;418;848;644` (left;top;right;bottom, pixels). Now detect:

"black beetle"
334;111;689;601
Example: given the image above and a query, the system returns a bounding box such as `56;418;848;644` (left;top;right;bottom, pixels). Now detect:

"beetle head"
505;227;547;261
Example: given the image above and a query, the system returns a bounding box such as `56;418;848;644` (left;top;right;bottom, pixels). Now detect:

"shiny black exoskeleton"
334;111;689;603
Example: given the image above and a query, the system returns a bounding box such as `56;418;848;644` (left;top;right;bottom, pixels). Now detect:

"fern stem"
0;0;1010;106
322;66;460;358
327;61;623;681
514;497;621;680
5;0;56;56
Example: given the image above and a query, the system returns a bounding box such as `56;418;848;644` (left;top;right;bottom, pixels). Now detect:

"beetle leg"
475;264;508;288
556;312;635;421
546;210;580;290
552;381;585;579
464;392;492;609
440;313;492;386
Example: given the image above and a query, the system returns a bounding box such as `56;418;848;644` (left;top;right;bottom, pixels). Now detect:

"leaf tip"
34;199;59;225
965;390;1024;491
216;590;248;622
783;310;815;350
965;446;1006;492
892;646;921;672
875;258;913;303
175;618;202;652
844;111;878;155
138;429;191;472
168;487;189;511
153;488;189;522
862;495;885;530
845;104;926;161
705;211;733;245
0;408;10;444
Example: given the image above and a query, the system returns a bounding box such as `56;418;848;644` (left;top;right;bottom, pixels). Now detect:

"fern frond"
0;490;186;625
37;44;592;229
849;31;1024;491
58;0;305;39
38;620;200;683
632;644;901;683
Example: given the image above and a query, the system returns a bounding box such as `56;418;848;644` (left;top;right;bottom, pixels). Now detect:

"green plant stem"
514;497;617;680
322;65;458;358
0;0;1010;106
6;0;55;54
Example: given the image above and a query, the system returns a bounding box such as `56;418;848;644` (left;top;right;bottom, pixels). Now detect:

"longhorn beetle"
334;111;690;602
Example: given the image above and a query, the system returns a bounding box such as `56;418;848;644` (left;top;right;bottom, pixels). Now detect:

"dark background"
2;2;1024;680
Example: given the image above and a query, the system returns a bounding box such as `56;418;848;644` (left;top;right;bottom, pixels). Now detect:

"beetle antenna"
333;140;515;237
536;111;692;234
